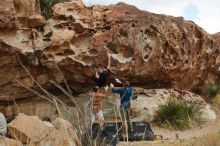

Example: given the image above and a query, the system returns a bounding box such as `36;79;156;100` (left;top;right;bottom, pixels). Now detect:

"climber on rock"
110;80;134;133
94;52;112;91
174;88;189;96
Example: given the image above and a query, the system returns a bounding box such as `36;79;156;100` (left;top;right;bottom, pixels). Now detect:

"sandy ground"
118;110;220;146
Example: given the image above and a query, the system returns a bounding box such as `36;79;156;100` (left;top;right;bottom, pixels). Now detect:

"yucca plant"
203;82;220;103
154;99;202;130
183;102;202;124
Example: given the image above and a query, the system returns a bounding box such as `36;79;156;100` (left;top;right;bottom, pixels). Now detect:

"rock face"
212;32;220;72
0;0;45;29
0;0;16;29
7;113;79;146
0;98;59;121
0;96;76;122
0;0;219;100
13;0;46;28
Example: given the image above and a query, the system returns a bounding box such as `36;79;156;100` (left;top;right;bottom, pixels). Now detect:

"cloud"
192;0;220;34
82;0;220;34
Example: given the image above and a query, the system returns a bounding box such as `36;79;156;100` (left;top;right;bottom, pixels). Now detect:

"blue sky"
82;0;220;34
183;4;199;20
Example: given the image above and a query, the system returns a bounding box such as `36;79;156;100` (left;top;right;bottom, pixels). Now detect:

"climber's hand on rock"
110;83;114;88
115;78;121;84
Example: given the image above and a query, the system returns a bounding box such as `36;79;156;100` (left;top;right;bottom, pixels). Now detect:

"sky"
82;0;220;34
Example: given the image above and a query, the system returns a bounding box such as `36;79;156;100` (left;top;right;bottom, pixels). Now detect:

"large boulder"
7;113;53;144
0;136;22;146
0;0;219;100
30;118;79;146
7;113;79;146
131;88;216;121
103;88;216;122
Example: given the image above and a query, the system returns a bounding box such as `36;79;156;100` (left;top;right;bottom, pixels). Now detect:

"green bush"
40;0;61;19
184;101;202;122
203;82;220;103
154;99;202;130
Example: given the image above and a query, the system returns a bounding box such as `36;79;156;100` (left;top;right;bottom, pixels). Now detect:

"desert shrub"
40;0;61;19
183;101;202;123
154;99;202;130
203;82;220;103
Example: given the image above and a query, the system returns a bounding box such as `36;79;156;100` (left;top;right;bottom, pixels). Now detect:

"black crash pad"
92;122;154;146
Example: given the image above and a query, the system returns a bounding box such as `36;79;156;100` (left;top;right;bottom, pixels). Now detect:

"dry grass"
118;132;220;146
15;54;92;145
191;132;219;146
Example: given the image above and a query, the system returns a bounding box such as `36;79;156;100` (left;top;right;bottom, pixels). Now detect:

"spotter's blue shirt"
112;87;132;109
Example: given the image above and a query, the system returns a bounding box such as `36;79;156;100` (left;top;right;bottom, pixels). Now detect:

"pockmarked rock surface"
0;0;16;29
0;0;219;100
13;0;46;28
7;113;79;146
